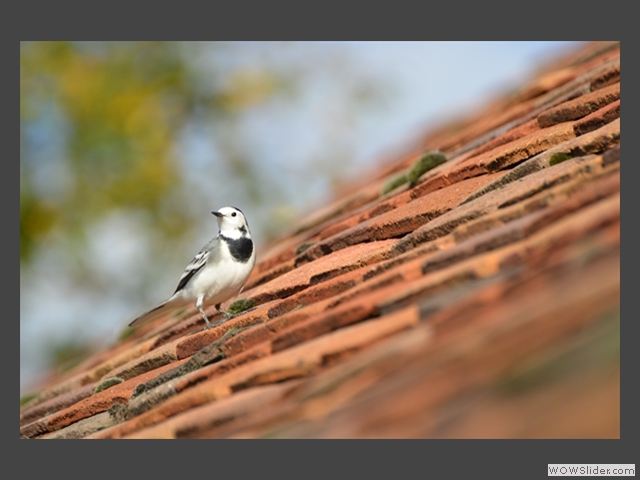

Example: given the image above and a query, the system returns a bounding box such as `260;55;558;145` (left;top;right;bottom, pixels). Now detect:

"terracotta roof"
20;41;620;439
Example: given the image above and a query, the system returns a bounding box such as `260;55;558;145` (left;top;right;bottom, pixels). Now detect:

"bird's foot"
219;308;238;319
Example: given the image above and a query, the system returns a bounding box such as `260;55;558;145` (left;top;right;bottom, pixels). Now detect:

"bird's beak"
211;211;223;218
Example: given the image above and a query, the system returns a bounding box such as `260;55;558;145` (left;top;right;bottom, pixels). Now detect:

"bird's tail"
128;297;189;328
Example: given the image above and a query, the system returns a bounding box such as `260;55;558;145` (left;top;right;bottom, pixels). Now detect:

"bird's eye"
231;212;237;217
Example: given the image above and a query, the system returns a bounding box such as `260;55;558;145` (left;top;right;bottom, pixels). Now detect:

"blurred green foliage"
20;41;196;262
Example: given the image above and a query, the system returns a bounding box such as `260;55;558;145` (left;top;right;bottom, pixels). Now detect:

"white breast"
182;240;255;306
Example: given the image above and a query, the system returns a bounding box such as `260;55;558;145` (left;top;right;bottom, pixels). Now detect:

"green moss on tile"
407;151;448;186
549;152;572;166
227;298;256;315
295;242;315;255
108;403;126;417
381;174;408;195
94;377;124;394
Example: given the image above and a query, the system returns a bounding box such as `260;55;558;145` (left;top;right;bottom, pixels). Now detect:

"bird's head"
212;206;250;238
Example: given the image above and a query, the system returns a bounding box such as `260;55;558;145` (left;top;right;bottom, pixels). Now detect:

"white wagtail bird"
129;206;256;329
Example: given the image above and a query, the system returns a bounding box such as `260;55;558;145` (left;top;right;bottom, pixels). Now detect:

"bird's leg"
216;303;236;319
196;296;212;329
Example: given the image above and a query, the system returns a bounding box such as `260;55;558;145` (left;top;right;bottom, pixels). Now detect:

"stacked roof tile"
20;41;620;439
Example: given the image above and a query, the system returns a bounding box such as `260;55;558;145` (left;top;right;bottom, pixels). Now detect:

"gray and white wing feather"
173;237;218;294
173;251;208;294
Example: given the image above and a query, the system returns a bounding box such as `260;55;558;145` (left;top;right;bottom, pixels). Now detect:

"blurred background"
20;41;582;394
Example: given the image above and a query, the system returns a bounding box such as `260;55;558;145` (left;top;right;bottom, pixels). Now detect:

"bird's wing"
173;242;213;294
129;237;218;328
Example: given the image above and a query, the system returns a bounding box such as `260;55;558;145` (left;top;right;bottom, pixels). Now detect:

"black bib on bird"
221;235;253;263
